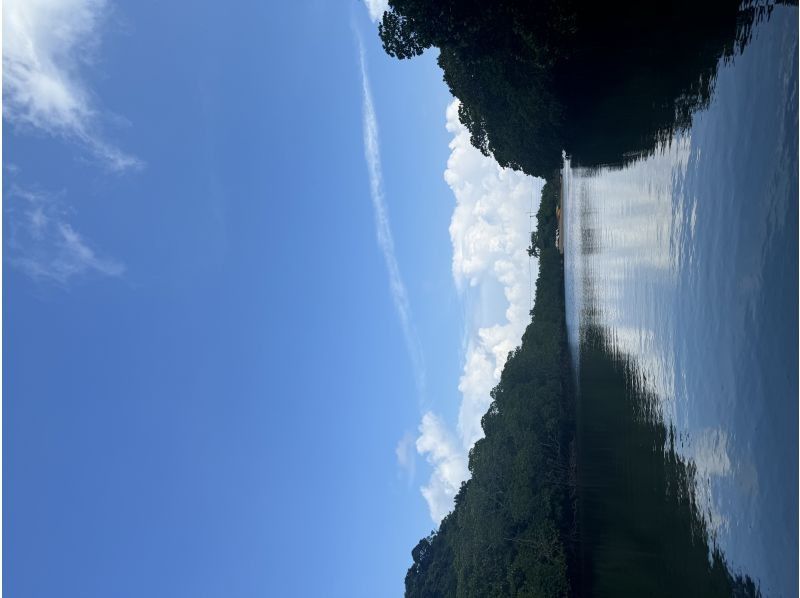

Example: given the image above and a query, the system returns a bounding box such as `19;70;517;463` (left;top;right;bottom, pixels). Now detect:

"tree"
379;10;430;59
377;0;755;176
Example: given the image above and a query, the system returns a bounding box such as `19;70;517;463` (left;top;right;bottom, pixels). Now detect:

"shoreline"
557;171;564;254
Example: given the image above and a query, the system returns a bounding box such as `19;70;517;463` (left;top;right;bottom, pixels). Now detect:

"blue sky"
3;1;541;595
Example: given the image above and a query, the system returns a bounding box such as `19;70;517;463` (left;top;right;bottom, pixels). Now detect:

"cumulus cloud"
363;0;389;22
416;412;470;523
3;0;140;170
416;100;544;522
6;186;125;283
356;32;426;396
447;99;543;449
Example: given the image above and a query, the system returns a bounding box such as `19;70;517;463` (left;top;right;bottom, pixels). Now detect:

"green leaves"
405;178;573;597
379;11;430;59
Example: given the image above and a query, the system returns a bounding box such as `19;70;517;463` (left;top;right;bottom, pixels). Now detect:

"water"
563;6;797;597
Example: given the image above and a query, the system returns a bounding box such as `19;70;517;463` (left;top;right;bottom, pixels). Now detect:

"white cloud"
3;0;140;170
356;32;426;396
416;412;469;523
6;186;125;283
416;100;544;522
456;337;498;450
363;0;389;22
395;431;417;484
447;98;543;449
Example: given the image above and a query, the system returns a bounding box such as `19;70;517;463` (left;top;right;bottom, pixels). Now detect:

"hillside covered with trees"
404;180;575;597
403;177;762;596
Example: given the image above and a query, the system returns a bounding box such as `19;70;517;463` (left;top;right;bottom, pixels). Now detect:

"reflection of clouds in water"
568;137;692;419
564;11;797;595
689;427;735;538
691;427;731;477
693;434;760;555
566;136;742;541
607;325;675;412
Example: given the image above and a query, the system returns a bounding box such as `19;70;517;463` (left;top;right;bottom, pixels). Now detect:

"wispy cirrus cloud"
356;31;426;397
3;0;140;170
6;185;125;284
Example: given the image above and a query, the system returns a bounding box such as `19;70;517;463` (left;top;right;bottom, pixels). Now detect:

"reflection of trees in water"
559;1;781;168
378;0;790;176
579;227;599;256
576;324;759;597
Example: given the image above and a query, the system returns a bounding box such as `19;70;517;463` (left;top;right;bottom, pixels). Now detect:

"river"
563;5;798;596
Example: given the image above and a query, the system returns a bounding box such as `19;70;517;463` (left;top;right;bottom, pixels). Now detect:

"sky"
3;1;542;596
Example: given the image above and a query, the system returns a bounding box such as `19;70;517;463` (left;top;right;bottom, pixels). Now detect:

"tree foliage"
402;175;763;596
405;177;575;597
379;0;767;176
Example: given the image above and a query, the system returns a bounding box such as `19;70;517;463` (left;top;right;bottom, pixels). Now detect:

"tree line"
379;0;778;176
382;3;778;593
404;178;575;597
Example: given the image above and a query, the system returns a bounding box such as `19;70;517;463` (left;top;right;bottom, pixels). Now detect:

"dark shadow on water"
574;325;759;597
560;0;789;169
378;0;795;177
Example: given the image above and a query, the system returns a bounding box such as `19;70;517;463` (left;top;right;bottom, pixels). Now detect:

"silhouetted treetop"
378;0;773;176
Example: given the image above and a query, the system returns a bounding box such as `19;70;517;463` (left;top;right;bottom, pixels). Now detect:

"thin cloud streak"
356;32;426;398
6;185;125;284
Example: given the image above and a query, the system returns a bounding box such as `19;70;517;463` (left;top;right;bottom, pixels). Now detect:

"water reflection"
564;4;797;596
576;325;759;597
561;1;790;169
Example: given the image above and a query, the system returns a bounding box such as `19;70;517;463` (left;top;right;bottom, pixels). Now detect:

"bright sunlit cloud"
416;411;470;523
417;100;543;522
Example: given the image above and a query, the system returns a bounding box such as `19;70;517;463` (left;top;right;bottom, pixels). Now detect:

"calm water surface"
564;6;797;596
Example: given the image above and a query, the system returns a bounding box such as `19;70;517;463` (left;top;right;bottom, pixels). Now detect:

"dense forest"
403;179;761;596
387;2;775;595
404;179;575;597
379;0;780;175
